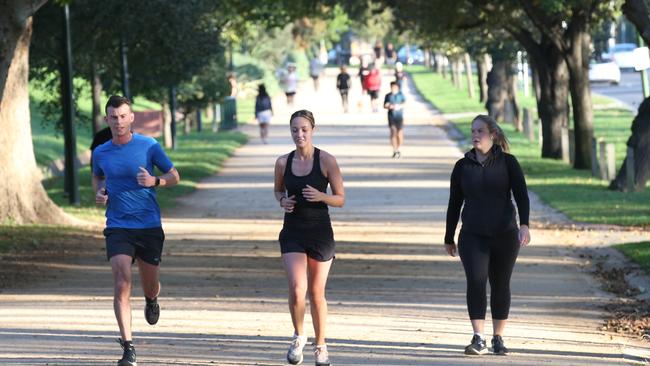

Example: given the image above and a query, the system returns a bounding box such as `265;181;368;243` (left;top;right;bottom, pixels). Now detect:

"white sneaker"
286;334;307;365
314;344;330;366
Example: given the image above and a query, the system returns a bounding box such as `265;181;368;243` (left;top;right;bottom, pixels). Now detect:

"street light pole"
61;4;79;205
638;34;650;98
120;34;131;101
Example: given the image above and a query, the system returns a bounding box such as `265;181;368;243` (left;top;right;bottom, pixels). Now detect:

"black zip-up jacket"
444;145;529;245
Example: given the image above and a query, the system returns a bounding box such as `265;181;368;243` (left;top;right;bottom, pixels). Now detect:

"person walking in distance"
283;63;299;106
309;56;323;91
383;81;406;158
336;65;352;113
255;84;273;144
365;63;382;112
444;114;530;356
93;95;180;366
274;110;345;366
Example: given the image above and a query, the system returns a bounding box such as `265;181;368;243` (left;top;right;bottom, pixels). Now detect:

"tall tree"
0;0;70;224
518;0;619;169
609;0;650;191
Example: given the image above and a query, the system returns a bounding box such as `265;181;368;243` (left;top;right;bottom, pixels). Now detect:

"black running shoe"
145;298;160;325
117;339;137;366
464;334;487;355
491;335;509;355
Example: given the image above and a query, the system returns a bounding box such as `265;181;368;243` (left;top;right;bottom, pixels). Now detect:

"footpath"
0;69;648;365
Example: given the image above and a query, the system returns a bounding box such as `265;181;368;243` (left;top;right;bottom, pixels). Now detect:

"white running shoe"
287;334;307;365
314;344;330;366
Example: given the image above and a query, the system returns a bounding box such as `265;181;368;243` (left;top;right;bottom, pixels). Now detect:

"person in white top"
283;63;299;106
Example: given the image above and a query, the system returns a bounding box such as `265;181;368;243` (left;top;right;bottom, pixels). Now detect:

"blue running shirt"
92;134;174;229
384;91;405;120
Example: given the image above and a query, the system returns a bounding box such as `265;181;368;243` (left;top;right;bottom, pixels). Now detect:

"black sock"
145;296;157;305
123;340;133;348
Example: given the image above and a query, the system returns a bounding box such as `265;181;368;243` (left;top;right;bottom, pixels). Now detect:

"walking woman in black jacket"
444;114;531;356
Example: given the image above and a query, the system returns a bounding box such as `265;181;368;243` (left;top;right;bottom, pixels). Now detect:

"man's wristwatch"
155;177;160;187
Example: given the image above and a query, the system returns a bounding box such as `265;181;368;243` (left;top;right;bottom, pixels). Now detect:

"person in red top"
364;63;382;112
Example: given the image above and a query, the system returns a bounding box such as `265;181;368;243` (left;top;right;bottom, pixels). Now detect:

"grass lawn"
407;65;650;226
615;242;650;273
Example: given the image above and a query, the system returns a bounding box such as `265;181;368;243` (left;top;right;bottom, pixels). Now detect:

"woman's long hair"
257;84;269;99
472;114;510;153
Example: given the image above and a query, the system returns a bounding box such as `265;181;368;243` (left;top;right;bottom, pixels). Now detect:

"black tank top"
283;148;330;222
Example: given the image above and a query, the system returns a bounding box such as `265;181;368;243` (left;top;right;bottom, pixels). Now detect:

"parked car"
397;45;425;65
589;57;620;85
604;43;638;70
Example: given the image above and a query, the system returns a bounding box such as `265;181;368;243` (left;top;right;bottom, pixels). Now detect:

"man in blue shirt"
384;81;406;158
93;95;180;366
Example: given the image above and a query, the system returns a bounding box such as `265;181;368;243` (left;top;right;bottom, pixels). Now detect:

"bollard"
591;137;600;178
561;127;570;164
626;147;636;192
598;139;608;180
523;108;534;142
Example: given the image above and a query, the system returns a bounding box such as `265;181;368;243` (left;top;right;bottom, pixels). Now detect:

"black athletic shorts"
279;220;335;262
368;90;379;99
104;227;165;265
388;117;404;130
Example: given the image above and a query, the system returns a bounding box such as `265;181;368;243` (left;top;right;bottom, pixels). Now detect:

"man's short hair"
390;81;399;88
105;95;131;115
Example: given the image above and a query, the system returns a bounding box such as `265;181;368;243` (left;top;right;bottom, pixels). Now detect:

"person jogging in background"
444;114;530;356
274;110;345;366
394;61;406;90
282;63;299;106
365;63;382;112
255;84;273;144
93;95;180;366
336;65;352;113
309;56;323;91
383;81;406;158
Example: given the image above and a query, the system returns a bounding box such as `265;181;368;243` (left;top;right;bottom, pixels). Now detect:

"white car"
604;43;638;70
589;58;620;85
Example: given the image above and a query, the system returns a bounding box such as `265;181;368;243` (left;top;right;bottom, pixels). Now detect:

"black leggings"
458;229;520;320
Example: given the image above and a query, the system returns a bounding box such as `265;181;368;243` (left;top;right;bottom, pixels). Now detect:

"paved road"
592;71;646;110
0;70;648;365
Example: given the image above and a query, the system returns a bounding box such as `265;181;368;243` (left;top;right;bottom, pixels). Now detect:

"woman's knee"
288;282;307;300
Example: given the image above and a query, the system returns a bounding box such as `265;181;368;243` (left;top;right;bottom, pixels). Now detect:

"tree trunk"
564;23;594;170
464;53;475;99
609;96;650;192
162;100;172;148
454;56;462;89
183;111;193;135
476;54;489;103
0;5;69;224
508;30;568;159
441;55;448;79
91;62;103;135
450;57;458;87
508;76;521;130
486;59;509;120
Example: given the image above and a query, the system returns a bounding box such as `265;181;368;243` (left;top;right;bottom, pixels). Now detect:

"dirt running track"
0;70;648;365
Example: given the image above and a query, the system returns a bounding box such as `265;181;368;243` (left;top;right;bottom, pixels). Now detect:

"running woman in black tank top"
274;110;345;366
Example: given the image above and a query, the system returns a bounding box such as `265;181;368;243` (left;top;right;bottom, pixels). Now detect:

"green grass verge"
615;242;650;273
43;130;248;222
0;225;93;252
408;65;650;226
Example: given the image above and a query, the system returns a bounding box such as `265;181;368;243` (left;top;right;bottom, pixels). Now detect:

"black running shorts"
388;116;404;130
104;227;165;265
279;221;335;262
